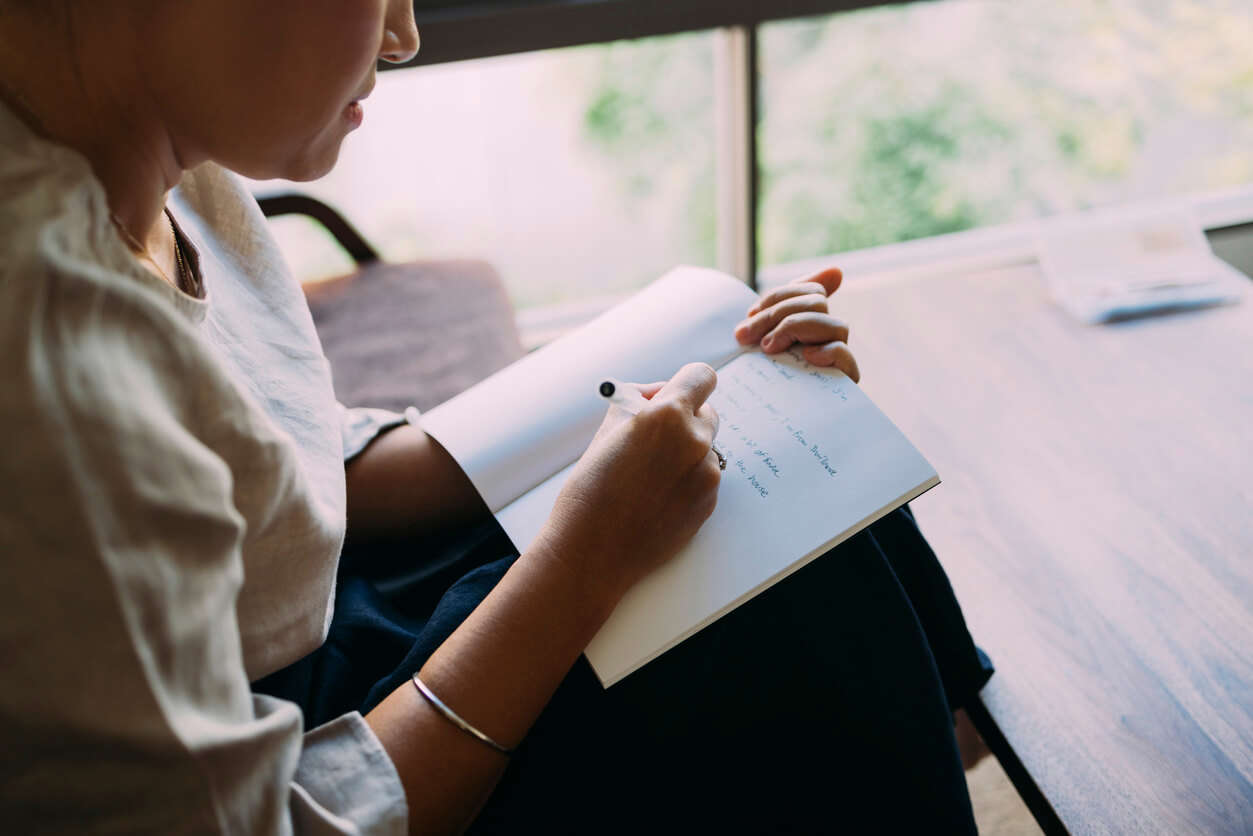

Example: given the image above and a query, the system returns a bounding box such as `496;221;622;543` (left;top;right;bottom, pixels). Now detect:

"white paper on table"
1036;202;1246;323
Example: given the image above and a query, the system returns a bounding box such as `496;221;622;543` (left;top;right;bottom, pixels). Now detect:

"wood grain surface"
833;262;1253;834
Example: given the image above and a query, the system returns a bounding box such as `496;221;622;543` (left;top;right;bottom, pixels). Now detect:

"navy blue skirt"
255;505;992;834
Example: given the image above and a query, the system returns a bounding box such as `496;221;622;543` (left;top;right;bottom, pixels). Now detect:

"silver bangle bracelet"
411;673;515;756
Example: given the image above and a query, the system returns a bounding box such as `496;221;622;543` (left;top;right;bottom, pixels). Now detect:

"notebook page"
499;348;939;686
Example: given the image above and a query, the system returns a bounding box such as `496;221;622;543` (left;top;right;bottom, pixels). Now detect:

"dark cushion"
305;259;524;413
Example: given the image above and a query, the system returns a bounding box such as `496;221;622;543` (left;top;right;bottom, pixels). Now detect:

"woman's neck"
0;3;195;253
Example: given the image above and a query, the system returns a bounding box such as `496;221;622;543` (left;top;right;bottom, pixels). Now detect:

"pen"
598;379;728;471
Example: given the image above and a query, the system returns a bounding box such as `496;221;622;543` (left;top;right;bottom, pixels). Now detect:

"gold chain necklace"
0;70;186;291
109;207;188;292
171;219;189;288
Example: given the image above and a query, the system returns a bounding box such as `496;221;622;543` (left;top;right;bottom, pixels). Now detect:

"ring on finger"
712;444;728;470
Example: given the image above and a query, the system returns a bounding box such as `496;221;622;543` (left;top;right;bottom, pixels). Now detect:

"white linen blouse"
0;100;409;834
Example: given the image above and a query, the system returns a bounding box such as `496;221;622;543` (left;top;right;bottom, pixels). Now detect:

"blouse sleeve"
0;269;407;834
339;404;418;463
288;707;408;834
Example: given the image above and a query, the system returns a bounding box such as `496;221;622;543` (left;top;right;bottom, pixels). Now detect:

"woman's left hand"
733;266;861;382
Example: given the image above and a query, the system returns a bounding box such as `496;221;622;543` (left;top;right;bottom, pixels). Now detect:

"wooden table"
835;260;1253;834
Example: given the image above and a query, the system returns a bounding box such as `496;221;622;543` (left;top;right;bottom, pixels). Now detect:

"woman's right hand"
530;362;723;607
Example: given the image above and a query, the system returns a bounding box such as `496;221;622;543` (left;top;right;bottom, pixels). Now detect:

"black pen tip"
598;381;615;398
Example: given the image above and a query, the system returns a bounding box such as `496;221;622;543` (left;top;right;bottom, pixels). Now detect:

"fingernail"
762;335;774;349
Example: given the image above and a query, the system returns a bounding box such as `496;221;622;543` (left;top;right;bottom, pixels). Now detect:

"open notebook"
421;266;939;686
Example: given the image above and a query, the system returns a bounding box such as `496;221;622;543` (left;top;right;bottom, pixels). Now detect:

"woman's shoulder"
0;165;239;477
1;183;203;394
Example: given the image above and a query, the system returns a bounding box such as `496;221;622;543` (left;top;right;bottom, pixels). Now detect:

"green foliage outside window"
580;0;1253;267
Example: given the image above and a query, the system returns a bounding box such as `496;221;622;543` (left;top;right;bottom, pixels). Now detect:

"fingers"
732;266;859;382
801;340;860;382
653;362;717;414
745;266;843;317
634;381;666;400
759;312;850;353
637;365;721;467
806;266;844;296
697;401;720;441
736;293;829;345
744;283;827;319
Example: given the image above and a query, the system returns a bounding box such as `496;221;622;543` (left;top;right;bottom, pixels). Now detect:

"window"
252;33;716;314
757;0;1253;265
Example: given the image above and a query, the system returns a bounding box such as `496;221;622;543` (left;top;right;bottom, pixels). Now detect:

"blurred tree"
581;0;1253;268
578;33;717;271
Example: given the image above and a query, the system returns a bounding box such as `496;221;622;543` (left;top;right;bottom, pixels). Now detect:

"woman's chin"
285;154;340;183
224;122;353;183
267;142;345;183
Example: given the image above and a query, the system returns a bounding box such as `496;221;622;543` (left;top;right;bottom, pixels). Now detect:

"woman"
0;1;991;833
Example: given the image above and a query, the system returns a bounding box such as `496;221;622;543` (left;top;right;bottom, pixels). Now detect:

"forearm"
360;365;724;833
345;423;490;541
364;534;621;835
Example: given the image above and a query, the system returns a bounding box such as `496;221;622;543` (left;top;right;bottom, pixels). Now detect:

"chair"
259;194;524;414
